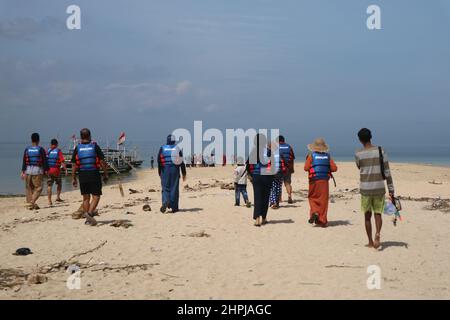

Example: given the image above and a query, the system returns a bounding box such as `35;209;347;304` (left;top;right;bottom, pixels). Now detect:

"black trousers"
252;174;274;220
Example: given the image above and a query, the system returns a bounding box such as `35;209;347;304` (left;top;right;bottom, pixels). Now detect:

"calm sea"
1;141;449;195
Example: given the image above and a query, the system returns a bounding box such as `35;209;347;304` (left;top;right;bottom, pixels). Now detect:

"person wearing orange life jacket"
46;139;67;206
21;132;49;210
71;128;108;226
304;138;338;228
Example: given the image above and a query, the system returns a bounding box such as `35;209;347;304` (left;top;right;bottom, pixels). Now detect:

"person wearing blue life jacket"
304;138;338;228
269;140;287;209
157;134;187;213
46;138;67;206
71;128;109;226
246;133;276;227
21;133;49;210
276;135;295;204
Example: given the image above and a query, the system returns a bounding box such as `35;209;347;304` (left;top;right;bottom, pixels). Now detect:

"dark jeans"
251;174;274;220
234;183;249;205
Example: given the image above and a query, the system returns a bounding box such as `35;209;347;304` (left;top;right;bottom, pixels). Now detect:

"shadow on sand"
95;219;133;227
379;241;409;251
267;219;295;225
177;208;204;213
327;220;352;227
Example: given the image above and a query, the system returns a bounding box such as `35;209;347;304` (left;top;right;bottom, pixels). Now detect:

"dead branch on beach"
68;240;108;261
325;264;364;269
1;240;158;290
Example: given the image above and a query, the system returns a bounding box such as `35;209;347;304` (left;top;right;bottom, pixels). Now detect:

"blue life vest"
279;143;292;163
160;144;181;167
309;152;331;180
76;143;99;171
250;147;272;176
47;147;61;169
25;146;44;167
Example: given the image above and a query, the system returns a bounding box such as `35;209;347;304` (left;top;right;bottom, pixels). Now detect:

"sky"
1;0;450;151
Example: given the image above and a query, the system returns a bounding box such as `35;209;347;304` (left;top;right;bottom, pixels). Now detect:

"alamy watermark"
366;265;382;290
66;264;81;290
65;4;382;31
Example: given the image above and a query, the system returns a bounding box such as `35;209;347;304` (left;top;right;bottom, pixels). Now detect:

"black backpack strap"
378;146;386;180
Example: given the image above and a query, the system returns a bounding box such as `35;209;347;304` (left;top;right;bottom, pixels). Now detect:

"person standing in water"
158;134;186;213
21;132;48;210
71;128;109;226
304;138;338;228
355;128;395;249
46;138;67;206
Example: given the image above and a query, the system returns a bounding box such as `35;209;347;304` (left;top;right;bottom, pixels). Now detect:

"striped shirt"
355;146;394;196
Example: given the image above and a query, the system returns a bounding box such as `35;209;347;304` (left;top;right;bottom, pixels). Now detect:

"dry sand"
1;162;450;299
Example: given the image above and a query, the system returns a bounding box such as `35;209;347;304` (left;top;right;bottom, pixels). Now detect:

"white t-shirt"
234;166;247;185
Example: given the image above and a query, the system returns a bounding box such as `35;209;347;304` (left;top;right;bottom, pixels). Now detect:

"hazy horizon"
1;0;450;149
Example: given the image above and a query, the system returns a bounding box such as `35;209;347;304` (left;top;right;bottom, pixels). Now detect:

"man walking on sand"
21;133;48;210
355;128;395;249
277;136;295;204
71;128;109;226
158;134;186;214
46;139;67;206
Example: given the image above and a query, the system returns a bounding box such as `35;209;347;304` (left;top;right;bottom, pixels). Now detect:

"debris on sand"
148;189;157;192
110;220;133;228
424;199;450;213
0;268;28;289
398;196;450;213
142;204;151;212
129;188;142;194
72;208;98;219
26;273;48;285
187;230;210;238
71;206;84;219
125;211;136;215
13;248;33;256
428;180;443;185
220;182;235;190
184;180;235;192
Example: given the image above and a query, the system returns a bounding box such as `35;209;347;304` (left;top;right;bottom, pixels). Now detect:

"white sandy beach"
1;162;450;299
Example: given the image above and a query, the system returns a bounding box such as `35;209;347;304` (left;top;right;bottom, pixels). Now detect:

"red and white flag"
117;132;126;145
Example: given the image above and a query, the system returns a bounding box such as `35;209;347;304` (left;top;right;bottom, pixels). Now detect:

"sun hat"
307;138;329;153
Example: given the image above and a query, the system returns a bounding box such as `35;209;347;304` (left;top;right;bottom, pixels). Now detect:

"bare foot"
254;217;261;227
365;243;374;248
261;218;268;225
374;233;381;249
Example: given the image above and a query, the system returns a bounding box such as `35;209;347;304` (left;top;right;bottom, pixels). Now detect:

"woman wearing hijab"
246;133;276;227
304;138;338;228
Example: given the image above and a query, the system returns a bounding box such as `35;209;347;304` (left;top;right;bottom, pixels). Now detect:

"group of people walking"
229;128;395;249
21;129;108;226
21;127;395;249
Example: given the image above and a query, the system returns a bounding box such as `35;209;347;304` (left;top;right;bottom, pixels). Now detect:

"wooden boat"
63;143;143;175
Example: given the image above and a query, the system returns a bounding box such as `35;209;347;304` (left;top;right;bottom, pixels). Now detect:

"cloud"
175;81;192;95
0;16;63;40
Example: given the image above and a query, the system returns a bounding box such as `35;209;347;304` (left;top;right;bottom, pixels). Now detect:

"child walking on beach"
234;158;251;207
